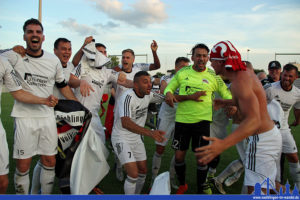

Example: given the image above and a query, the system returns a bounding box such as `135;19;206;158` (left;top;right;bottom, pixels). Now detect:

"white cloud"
89;0;168;28
252;4;266;12
94;21;120;29
58;18;98;36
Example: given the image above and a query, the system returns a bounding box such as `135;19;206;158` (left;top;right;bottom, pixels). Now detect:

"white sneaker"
212;178;226;194
116;165;124;181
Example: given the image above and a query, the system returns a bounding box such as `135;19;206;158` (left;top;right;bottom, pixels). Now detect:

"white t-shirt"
73;65;119;115
112;89;164;142
158;74;177;120
265;81;300;130
114;63;150;102
2;50;65;117
53;62;74;99
0;56;22;117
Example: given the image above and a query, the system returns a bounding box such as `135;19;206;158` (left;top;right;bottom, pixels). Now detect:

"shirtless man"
195;41;282;194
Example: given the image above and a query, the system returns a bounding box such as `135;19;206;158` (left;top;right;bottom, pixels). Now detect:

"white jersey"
53;62;74;99
0;56;22;131
112;89;164;142
73;65;119;115
114;63;150;112
267;99;284;130
265;81;300;130
158;74;177;120
2;50;65;117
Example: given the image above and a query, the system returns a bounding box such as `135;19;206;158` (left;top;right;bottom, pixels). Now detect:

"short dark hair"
191;43;210;56
175;57;190;66
283;63;298;74
54;38;71;49
134;71;150;83
122;49;135;56
23;18;43;32
95;43;106;49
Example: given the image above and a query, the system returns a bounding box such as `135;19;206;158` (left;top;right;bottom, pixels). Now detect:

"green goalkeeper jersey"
164;65;232;123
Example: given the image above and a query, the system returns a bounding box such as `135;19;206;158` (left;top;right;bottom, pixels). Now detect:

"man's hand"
151;40;158;52
118;72;126;84
194;136;226;165
189;91;206;102
165;92;177;107
82;36;94;47
80;80;94;97
45;95;58;107
151;130;166;143
13;45;26;57
213;99;227;110
224;106;237;117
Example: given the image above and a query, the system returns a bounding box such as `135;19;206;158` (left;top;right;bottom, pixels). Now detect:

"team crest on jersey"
202;79;209;84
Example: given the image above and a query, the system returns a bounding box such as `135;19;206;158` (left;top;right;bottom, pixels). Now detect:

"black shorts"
172;120;210;152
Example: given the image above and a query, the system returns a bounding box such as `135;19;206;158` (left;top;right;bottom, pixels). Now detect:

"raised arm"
11;90;58;107
72;36;93;67
149;40;160;71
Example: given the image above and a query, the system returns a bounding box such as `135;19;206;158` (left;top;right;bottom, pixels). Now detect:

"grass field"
1;92;300;194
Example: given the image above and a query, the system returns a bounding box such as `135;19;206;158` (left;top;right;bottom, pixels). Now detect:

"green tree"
108;55;120;67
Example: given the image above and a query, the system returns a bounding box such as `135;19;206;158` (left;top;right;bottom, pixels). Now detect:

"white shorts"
13;117;57;159
91;113;105;144
0;123;9;175
281;129;298;154
112;138;146;165
210;110;229;139
244;126;282;188
155;117;175;146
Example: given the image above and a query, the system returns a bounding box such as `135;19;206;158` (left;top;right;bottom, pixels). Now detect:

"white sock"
135;173;146;194
40;164;55;194
169;155;176;180
31;160;42;194
289;161;300;190
14;168;30;194
152;152;162;180
216;159;243;183
124;175;137;194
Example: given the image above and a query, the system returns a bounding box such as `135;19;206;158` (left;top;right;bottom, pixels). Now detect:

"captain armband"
55;80;68;88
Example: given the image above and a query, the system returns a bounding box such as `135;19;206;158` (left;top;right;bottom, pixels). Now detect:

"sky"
0;0;300;74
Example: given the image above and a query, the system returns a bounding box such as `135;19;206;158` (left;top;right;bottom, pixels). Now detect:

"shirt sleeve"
164;73;179;95
118;93;132;118
107;68;119;84
150;92;165;104
1;50;21;67
264;83;275;102
72;64;82;78
216;75;232;100
1;56;22;92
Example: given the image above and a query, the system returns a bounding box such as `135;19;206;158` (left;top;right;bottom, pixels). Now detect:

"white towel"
149;171;171;195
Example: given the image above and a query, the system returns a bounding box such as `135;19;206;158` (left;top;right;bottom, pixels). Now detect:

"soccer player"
111;71;165;194
151;57;190;189
0;56;57;194
164;43;232;194
112;41;161;181
264;63;300;190
2;18;77;194
196;40;282;194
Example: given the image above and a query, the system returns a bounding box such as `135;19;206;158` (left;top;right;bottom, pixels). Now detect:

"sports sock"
289;161;300;190
135;173;146;194
175;161;186;185
31;160;42;194
197;165;208;193
14;168;30;194
40;164;55;194
124;175;138;194
216;159;243;183
152;152;162;181
208;155;220;175
169;155;176;180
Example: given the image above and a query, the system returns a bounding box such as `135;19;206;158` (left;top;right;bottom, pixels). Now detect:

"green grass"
1;92;300;194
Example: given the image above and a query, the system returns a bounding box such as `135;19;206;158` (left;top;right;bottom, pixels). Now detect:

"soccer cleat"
200;182;213;195
176;184;188;194
211;178;226;194
224;174;240;187
93;187;104;194
207;172;215;181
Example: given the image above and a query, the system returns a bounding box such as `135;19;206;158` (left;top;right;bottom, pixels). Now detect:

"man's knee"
156;145;165;155
40;155;56;167
16;158;31;173
286;153;299;163
0;175;9;193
